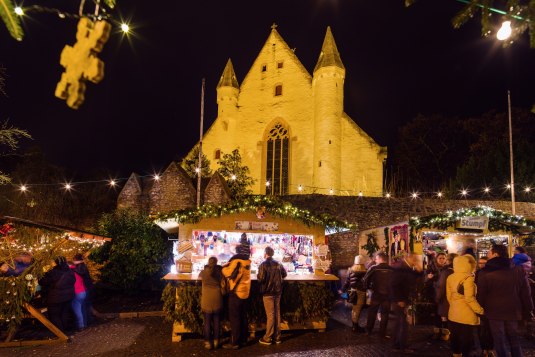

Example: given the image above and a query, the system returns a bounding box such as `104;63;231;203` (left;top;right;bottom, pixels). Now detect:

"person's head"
446;253;458;265
354;254;366;266
207;256;218;268
73;253;84;262
17;252;32;264
478;256;488;270
264;246;274;258
240;233;248;244
453;254;477;274
515;246;526;254
488;244;508;259
0;262;8;274
54;256;68;268
375;252;388;264
435;252;447;267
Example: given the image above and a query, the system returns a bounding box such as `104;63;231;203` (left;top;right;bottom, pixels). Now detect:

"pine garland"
155;195;356;231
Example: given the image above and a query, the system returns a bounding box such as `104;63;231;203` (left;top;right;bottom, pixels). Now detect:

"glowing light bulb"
298;185;303;192
121;23;130;33
265;181;270;187
154;174;160;181
411;192;418;199
461;189;468;196
358;192;363;197
64;183;72;190
385;193;391;198
195;167;200;173
506;184;511;189
109;180;116;187
329;188;334;195
14;7;23;16
20;185;27;192
497;21;512;41
525;187;532;193
437;192;443;198
484;187;490;193
230;174;236;180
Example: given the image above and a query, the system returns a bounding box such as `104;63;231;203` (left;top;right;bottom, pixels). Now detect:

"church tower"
312;27;345;194
216;59;239;129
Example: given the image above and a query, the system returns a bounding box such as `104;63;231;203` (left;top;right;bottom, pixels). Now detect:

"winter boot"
440;328;451;341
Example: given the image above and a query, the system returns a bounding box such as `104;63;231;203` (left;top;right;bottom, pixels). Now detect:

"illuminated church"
191;25;387;196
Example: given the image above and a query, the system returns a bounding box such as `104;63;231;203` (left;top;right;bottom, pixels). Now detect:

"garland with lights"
155;195;356;231
408;206;535;250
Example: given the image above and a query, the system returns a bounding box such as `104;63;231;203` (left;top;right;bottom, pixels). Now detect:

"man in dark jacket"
477;244;533;357
257;246;287;345
39;256;76;333
362;252;392;337
390;253;421;353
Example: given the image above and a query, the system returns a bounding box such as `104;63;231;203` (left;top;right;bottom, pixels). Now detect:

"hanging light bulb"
329;188;334;195
109;180;116;187
265;181;270;187
20;185;27;192
154;174;161;181
298;185;303;192
436;191;443;198
385;193;391;198
358;191;363;197
64;183;72;191
484;187;491;193
411;192;419;199
525;187;532;193
461;189;468;197
230;174;236;181
121;23;130;33
497;20;512;41
14;6;24;16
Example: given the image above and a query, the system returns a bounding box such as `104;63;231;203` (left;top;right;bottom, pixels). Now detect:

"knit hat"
236;242;250;256
354;255;366;265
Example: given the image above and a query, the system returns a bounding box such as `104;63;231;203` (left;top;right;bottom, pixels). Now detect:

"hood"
453;255;476;274
483;256;512;272
512;253;531;266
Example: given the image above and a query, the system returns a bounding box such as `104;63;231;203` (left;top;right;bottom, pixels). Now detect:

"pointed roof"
217;59;239;89
314;26;345;73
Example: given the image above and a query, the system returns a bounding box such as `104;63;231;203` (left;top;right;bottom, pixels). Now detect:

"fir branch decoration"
361;232;380;258
155;195;356;232
0;0;23;41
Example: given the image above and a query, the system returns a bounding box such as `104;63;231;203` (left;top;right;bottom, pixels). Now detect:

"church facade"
192;26;387;196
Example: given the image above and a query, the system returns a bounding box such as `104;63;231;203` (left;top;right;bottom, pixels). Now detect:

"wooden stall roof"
0;216;112;242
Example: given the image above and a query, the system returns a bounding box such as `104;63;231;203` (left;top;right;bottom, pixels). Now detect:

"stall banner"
456;216;489;230
234;221;279;231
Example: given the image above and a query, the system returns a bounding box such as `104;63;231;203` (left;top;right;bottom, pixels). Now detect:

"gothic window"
266;122;289;195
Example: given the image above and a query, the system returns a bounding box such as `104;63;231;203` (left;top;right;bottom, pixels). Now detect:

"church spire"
314;26;345;73
217;58;239;89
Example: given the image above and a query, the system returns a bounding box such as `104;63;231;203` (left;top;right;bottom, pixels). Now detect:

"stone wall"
327;230;359;272
117;174;145;212
149;163;196;214
203;172;232;206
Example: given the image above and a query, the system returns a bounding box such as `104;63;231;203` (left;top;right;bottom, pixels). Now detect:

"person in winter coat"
257;246;287;345
477;244;533;357
362;252;393;338
221;235;252;350
199;257;224;350
435;253;458;340
426;252;447;339
389;253;422;353
39;256;76;333
68;261;87;331
446;254;484;357
342;255;368;333
72;254;95;324
512;246;532;275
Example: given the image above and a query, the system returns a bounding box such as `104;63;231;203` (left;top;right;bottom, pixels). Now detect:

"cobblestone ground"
5;301;535;357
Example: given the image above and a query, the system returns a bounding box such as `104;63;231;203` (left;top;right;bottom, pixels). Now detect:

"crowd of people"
1;252;95;335
342;245;534;356
198;232;287;350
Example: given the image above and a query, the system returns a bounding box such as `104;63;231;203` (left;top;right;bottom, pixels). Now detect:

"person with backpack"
362;252;392;338
257;246;287;345
221;233;252;350
199;256;224;350
342;255;368;333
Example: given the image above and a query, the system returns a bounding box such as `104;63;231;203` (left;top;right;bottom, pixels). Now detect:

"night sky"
1;0;534;179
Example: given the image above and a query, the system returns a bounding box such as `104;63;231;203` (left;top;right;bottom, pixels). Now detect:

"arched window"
266;122;289;195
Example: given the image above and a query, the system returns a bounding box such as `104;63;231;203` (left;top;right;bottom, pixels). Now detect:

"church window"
262;64;267;72
214;149;221;160
275;85;283;96
277;62;283;69
266;122;289;195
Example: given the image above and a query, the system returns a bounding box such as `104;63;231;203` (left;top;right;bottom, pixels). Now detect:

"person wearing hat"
342;255;367;332
39;256;76;333
222;233;252;349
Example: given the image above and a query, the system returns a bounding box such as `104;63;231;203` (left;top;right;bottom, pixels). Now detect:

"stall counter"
163;273;339;281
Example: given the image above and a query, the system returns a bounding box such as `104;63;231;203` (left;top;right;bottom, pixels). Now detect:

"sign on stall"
234;221;279;231
456;216;489;230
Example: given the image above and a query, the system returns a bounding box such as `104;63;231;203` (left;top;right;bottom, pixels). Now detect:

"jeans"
367;297;390;335
352;290;367;325
391;302;409;349
71;291;87;329
488;319;523;357
263;295;281;341
203;311;221;343
228;293;248;346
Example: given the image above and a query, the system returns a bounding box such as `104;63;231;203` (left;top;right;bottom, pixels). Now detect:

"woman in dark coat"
199;257;224;350
435;253;458;340
39;256;76;333
426;252;446;338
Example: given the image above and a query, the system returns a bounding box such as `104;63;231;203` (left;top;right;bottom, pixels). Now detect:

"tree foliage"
180;146;212;178
406;0;535;47
217;149;256;199
91;209;173;291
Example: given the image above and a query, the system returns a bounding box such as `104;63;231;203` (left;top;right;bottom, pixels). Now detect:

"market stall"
155;196;353;342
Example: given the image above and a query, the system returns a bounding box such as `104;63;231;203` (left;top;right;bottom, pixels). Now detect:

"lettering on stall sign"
235;221;279;231
456;216;489;230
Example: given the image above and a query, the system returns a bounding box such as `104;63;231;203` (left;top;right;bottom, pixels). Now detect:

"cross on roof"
271;23;278;30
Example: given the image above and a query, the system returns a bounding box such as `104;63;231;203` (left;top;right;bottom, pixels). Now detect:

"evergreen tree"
180;146;212;178
217;149;255;199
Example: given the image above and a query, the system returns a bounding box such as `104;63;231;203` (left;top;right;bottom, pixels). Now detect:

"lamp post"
497;21;516;215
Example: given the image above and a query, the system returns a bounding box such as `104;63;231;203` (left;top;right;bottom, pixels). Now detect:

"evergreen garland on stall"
156;195;356;231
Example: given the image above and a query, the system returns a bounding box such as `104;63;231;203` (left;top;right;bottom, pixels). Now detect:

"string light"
436;191;443;198
484;187;491;193
14;6;24;16
460;189;468;197
109;180;116;187
506;184;512;190
19;185;27;192
64;183;72;191
230;174;237;181
194;167;200;174
120;23;130;33
358;192;363;197
329;188;334;195
265;181;270;187
525;187;532;193
411;192;419;199
385;193;391;198
298;185;303;192
154;174;161;181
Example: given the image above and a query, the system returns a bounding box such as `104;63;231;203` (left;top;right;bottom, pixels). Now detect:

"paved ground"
4;301;535;357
